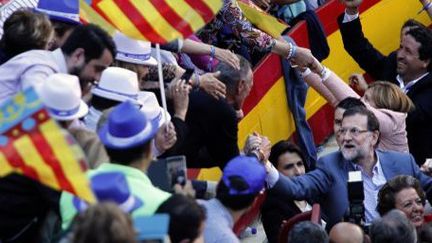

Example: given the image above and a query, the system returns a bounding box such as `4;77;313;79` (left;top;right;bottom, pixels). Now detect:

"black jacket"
184;90;239;169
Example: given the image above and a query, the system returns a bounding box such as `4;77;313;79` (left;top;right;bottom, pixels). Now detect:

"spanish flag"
0;88;96;203
89;0;223;43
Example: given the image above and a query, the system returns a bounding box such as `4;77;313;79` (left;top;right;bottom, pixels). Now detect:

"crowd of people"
0;0;431;242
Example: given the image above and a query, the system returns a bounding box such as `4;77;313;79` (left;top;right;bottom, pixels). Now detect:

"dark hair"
90;95;122;111
370;209;416;243
216;176;257;211
0;9;52;58
406;27;432;71
377;175;425;216
72;202;136;243
336;97;365;110
51;19;76;39
268;140;307;171
342;106;380;132
156;195;206;243
288;221;329;243
215;54;252;96
105;141;152;166
402;19;426;30
61;24;116;63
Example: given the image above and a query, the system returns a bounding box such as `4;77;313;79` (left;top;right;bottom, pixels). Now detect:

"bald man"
329;222;364;243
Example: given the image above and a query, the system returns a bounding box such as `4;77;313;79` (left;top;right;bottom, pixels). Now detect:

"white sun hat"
138;91;171;128
113;31;157;66
92;67;143;105
38;73;88;121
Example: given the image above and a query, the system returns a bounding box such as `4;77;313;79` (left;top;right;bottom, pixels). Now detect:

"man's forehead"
341;114;367;127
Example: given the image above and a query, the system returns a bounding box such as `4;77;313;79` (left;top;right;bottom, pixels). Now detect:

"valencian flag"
0;88;96;203
80;0;116;35
87;0;223;43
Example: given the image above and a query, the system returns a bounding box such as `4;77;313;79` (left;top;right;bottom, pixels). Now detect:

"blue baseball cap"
222;155;266;195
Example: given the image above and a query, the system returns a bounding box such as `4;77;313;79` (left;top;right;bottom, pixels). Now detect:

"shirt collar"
211;199;234;228
350;152;382;175
93;163;152;185
396;72;429;93
51;48;68;73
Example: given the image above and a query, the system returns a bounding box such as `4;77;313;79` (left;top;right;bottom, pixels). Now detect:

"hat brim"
115;55;157;66
92;88;142;106
73;195;143;213
98;115;159;149
50;100;89;121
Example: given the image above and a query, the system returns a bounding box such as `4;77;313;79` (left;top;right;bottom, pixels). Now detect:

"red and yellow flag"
89;0;223;43
0;88;96;203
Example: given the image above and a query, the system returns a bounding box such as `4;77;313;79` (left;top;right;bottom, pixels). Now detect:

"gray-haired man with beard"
264;106;432;230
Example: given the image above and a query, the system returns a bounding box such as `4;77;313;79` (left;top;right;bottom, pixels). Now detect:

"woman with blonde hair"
295;51;414;153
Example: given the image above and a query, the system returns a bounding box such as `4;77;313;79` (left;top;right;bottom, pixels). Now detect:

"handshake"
243;132;272;162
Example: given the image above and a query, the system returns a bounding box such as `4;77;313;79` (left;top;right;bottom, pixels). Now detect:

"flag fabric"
90;0;223;44
79;0;116;35
0;88;96;203
238;1;289;38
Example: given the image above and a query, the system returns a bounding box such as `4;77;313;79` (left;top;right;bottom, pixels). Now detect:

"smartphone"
180;68;194;83
166;155;187;187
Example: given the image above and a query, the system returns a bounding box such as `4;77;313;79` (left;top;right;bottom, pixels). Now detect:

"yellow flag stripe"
165;1;205;32
40;120;96;203
79;0;116;35
204;0;223;14
14;135;60;189
129;0;182;41
0;153;14;176
97;0;147;41
238;1;288;38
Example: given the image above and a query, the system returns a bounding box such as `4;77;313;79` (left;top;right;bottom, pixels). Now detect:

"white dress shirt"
0;48;67;104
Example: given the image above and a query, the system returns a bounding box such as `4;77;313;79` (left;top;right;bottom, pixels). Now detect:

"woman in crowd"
295;50;414;153
377;175;426;229
261;140;311;243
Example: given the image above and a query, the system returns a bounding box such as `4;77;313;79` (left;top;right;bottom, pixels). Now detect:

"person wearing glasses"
295;49;414;153
262;106;432;231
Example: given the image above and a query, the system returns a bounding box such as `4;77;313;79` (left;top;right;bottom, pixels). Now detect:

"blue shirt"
351;156;387;223
199;199;239;243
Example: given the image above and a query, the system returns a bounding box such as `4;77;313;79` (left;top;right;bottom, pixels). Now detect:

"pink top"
304;71;409;153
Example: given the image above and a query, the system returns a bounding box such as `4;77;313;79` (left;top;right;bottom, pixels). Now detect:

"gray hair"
215;55;251;96
370;209;416;243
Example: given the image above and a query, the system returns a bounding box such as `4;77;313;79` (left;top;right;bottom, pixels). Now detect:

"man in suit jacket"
265;106;432;230
337;0;432;166
184;55;253;169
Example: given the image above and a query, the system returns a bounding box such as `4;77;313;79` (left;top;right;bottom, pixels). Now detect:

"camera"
345;171;366;230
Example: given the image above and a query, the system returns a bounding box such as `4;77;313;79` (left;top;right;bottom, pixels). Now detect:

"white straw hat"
38;73;88;121
113;31;157;66
92;67;142;105
138;92;171;128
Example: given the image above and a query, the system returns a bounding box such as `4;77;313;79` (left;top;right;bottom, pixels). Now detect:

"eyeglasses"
337;127;369;137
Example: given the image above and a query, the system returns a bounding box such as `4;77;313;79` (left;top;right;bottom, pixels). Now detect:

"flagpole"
155;44;168;125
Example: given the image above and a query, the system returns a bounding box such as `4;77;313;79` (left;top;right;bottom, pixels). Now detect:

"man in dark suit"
266;106;432;230
337;0;432;165
184;55;253;169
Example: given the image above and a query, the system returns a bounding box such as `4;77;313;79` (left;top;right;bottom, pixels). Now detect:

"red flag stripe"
149;0;194;37
112;0;166;43
184;0;215;23
29;124;76;194
2;138;39;181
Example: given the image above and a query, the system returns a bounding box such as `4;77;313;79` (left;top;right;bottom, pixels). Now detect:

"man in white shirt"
0;23;115;104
